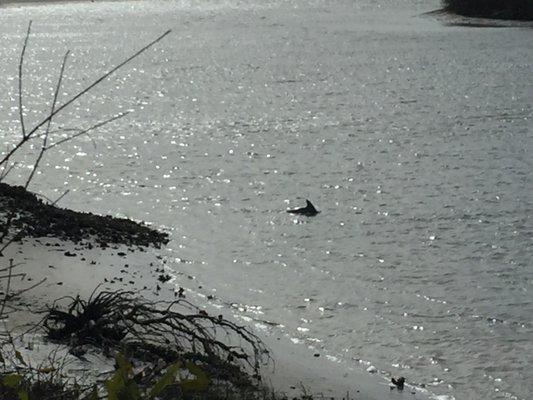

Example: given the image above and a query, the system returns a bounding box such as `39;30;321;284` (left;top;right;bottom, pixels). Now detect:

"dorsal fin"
287;199;319;215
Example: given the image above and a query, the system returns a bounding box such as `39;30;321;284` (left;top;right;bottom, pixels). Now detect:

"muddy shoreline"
441;1;532;22
0;182;168;249
425;8;533;27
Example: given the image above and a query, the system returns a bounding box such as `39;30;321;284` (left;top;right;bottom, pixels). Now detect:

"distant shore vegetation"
442;0;532;20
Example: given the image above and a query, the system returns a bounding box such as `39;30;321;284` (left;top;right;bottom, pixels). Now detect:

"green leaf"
180;362;209;392
106;354;140;400
148;361;181;399
115;353;133;378
17;390;29;400
2;373;22;388
1;375;28;400
14;351;26;366
105;370;124;400
120;380;140;400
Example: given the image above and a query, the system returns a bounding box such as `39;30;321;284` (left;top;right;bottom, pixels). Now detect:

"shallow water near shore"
0;0;532;399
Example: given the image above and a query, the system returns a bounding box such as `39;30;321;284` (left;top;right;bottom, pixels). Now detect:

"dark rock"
157;274;171;283
391;376;405;390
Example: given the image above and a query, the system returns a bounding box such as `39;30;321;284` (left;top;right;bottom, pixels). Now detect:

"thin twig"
0;29;172;168
0;259;14;318
0;273;26;280
0;262;24;273
45;112;129;151
18;21;32;139
0;217;23;249
30;189;69;206
51;189;69;206
8;277;47;299
0;161;18;182
50;127;99;148
24;50;70;189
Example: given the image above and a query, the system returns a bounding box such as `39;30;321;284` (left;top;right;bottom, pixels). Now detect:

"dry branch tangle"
43;291;270;387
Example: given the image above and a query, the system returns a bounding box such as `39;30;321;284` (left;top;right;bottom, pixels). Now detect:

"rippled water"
1;1;532;399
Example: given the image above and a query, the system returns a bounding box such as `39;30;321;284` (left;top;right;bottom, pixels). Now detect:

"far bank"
441;0;532;21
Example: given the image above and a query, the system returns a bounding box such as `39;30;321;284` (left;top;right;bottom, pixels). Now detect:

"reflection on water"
1;1;531;399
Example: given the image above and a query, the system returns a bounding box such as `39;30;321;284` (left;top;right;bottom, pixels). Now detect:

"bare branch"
48;127;83;135
0;273;26;280
0;161;18;182
18;21;32;139
24;50;70;189
0;230;24;256
45;111;129;151
51;189;69;206
0;259;15;318
0;262;24;273
0;29;172;168
7;277;47;299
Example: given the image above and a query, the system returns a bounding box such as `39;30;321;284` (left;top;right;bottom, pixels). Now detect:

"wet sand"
1;237;432;399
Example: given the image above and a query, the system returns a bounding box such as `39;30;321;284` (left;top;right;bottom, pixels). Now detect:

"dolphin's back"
287;199;320;216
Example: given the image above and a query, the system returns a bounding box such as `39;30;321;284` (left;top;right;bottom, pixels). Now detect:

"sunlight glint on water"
0;1;531;399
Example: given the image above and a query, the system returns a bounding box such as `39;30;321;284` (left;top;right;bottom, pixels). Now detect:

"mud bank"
0;182;168;249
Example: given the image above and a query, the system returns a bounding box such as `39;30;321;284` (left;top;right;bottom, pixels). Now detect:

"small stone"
391;376;405;390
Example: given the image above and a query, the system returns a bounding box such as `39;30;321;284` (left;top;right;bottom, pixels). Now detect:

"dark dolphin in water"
287;200;320;216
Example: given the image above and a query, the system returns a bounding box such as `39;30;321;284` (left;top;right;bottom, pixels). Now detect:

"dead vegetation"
42;290;270;388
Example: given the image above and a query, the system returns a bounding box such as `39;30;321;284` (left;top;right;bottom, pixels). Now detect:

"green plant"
105;352;209;400
2;373;28;400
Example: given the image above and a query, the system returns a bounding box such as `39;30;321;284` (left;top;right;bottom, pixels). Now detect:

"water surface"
0;1;531;399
